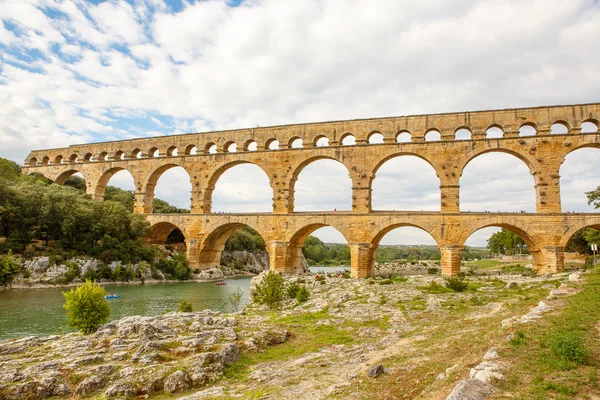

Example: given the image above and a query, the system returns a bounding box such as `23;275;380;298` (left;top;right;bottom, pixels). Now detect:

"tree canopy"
487;229;527;256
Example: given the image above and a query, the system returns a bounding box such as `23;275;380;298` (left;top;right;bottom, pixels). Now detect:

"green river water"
0;278;252;340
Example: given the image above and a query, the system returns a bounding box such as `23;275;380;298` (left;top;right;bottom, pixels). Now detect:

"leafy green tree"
177;300;193;312
228;287;244;312
586;187;600;209
296;286;310;303
251;271;285;310
487;229;527;256
0;250;21;287
224;227;266;252
63;280;111;334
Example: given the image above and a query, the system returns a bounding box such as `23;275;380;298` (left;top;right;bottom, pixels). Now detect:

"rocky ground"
0;267;586;399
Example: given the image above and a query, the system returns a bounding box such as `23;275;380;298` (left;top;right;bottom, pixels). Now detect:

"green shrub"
418;280;453;294
63;280;111;334
427;267;439;275
508;331;526;346
286;281;301;298
549;330;589;366
252;271;285;309
228;287;244;312
177;300;193;312
296;286;310;303
64;261;80;283
0;250;21;287
444;276;469;292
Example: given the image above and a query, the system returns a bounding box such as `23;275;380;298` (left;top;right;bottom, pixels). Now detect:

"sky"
1;0;599;247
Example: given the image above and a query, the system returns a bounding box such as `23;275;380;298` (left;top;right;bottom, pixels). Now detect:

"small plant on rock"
177;300;193;312
252;271;285;310
63;280;111;334
296;286;310;303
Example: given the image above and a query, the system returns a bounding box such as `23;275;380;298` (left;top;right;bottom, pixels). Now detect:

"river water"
0;267;350;340
0;278;252;339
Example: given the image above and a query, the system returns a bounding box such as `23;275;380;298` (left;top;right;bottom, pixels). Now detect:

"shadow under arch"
289;156;352;212
197;222;269;270
559;220;600;248
206;160;272;213
147;221;187;244
460;222;542;271
286;223;350;275
144;164;192;214
55;169;86;187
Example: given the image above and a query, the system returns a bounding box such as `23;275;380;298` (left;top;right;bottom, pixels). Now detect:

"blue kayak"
104;294;120;299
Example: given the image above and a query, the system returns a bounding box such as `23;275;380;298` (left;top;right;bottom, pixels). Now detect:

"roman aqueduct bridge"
22;103;600;277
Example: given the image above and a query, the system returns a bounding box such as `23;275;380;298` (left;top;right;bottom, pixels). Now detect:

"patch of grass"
546;330;590;369
417;281;453;294
508;331;527;346
465;259;504;269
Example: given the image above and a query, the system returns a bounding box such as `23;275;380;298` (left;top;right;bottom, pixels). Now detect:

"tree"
251;271;285;310
228;287;244;312
177;300;193;312
63;280;111;334
0;250;21;287
586;187;600;209
487;229;527;256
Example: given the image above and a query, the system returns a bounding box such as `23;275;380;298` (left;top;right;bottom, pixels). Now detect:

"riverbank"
1;269;594;399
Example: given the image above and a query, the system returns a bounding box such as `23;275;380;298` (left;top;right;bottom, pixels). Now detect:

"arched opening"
148;165;192;213
424;129;441;142
28;158;38;166
114;150;125;160
563;226;600;270
460;152;535;212
396;131;411;143
225;142;237;153
96;168;136;210
205;142;217;154
244;140;258;151
373;225;439;275
368;132;384;144
131;149;142;159
341;134;356;145
68;154;78;163
54;155;64;164
185;145;198;155
486;126;504;139
463;225;539;274
581;120;599;133
519;124;537;137
289;137;303;148
289;225;349;274
455;128;472;140
40;156;50;165
55;170;86;190
211;163;272;213
98;152;109;161
371;155;440;211
560;147;600;212
147;222;187;258
219;225;268;273
167;146;178;156
197;223;268;271
266;139;279;150
83;153;93;162
551;122;569;134
293;159;351;212
314;136;329;147
149;147;160;157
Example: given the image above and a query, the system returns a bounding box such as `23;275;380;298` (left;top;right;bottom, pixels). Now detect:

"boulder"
164;370;191;393
367;363;384;378
76;375;106;396
568;272;581;282
446;378;497;400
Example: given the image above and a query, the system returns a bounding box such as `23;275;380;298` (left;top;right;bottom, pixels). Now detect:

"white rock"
483;347;498;361
568;272;581;281
446;379;497;400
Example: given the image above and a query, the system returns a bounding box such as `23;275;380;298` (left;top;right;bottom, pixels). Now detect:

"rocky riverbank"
0;267;585;399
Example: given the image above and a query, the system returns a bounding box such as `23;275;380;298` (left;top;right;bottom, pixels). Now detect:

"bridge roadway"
21;102;600;277
144;211;600;278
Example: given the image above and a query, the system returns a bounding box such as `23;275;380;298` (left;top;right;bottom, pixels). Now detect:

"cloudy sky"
1;0;599;247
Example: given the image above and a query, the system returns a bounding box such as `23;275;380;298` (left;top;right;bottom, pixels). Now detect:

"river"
0;278;252;340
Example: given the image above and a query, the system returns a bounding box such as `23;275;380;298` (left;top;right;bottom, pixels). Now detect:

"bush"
286;281;301;299
0;250;21;287
444;276;469;292
418;280;453;294
251;271;285;310
228;287;244;312
177;300;193;312
549;330;589;366
296;286;309;303
63;280;111;334
427;267;439;275
64;261;80;283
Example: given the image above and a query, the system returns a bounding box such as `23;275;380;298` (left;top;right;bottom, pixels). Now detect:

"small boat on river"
104;294;120;299
215;281;227;286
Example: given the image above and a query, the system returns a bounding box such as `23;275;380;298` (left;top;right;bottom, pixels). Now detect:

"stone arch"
54;155;64;164
551;120;570;134
223;141;237;153
197;222;270;270
454;127;472;140
289;137;303;148
40;156;50;165
340;133;356;145
581;119;599;133
289;156;351;212
368;131;384;144
131;148;142;159
115;150;126;160
244;140;258;151
424;129;441;142
396;131;412;143
68;154;78;163
98;151;109;161
265;138;280;150
314;135;329;147
166;146;178;156
28;157;38;166
83;153;93;162
559;220;600;248
204;161;272;213
94;167;135;201
370;153;441;211
560;145;600;212
286;223;350;275
485;124;504;139
149;147;160;157
185;144;198;155
144;163;192;213
519;123;537;137
148;221;187;244
205;142;217;154
54;169;86;186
